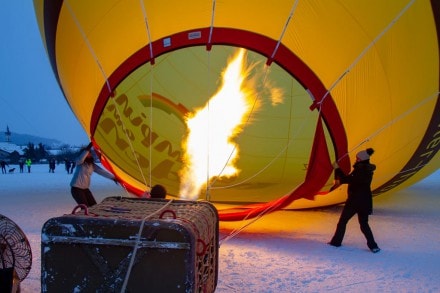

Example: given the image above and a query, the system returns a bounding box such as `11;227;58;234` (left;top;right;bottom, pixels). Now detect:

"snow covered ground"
1;164;439;292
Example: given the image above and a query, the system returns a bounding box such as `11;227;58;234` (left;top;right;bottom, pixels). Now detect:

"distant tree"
22;142;48;162
56;144;77;162
23;142;36;160
36;143;48;161
58;144;71;152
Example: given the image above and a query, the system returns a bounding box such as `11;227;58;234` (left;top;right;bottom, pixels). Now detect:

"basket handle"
196;239;207;256
159;209;176;219
72;204;88;215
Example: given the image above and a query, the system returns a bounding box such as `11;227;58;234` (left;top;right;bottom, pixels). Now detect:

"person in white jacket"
70;143;117;207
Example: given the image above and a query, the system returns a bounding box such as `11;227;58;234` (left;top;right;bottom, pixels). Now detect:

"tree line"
7;142;80;164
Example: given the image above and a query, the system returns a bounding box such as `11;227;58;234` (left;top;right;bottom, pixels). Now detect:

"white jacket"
70;149;115;189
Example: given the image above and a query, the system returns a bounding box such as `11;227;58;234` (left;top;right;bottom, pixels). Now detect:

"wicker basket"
42;197;218;293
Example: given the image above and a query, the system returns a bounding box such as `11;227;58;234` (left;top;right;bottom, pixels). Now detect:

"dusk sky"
0;2;88;145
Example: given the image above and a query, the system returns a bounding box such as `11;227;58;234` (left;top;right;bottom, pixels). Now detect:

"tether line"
65;0;149;187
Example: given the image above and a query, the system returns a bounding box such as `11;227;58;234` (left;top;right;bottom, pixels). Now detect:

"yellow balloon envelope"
34;0;439;220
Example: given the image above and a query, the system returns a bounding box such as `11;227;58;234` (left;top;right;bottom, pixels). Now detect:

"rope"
139;0;160;189
207;57;270;190
210;84;319;190
318;0;416;107
218;193;290;245
202;0;217;200
217;0;420;240
206;0;306;192
65;0;149;187
335;91;439;163
140;0;155;188
139;0;155;62
205;50;212;201
207;0;216;48
268;0;299;62
119;199;174;293
219;182;305;245
213;0;419;194
64;1;111;95
148;70;154;189
199;38;290;243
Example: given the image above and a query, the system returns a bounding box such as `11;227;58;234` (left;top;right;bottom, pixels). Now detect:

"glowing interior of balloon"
93;46;326;202
180;49;289;200
180;49;253;199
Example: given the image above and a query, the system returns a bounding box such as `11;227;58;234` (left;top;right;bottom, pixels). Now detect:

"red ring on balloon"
92;28;351;218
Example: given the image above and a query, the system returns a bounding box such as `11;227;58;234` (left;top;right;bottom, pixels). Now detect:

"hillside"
1;132;64;147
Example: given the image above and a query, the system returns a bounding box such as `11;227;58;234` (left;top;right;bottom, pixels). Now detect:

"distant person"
70;143;118;207
49;158;56;173
328;148;380;253
25;158;32;173
64;159;71;174
19;160;24;173
1;160;9;174
69;161;75;174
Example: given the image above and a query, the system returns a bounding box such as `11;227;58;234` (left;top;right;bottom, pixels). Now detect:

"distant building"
0;148;9;160
0;142;25;161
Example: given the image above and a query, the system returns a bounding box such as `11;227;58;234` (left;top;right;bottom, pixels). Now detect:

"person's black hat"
150;184;167;198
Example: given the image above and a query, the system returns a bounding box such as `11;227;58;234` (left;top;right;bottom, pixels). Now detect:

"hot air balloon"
33;0;439;221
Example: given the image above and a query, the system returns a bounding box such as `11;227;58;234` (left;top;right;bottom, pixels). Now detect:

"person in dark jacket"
1;160;9;174
328;148;380;253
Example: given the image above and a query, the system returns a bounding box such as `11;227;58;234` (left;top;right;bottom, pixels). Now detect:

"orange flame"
179;49;257;199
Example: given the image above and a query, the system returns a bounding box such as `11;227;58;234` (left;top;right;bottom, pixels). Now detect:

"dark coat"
335;160;376;214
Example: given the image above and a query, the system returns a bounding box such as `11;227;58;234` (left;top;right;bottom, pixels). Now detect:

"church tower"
5;126;11;142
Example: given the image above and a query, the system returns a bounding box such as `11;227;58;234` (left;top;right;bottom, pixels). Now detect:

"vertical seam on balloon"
140;0;155;188
204;0;218;199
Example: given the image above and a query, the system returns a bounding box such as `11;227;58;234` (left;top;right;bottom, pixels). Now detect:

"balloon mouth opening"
91;28;349;210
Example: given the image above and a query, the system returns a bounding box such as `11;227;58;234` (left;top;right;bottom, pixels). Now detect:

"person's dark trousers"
358;212;378;249
71;186;97;207
330;204;378;249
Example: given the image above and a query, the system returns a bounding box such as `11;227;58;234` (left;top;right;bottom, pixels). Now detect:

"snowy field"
1;164;439;292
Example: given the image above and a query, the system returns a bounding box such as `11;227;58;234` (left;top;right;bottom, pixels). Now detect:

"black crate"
41;197;218;292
